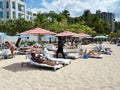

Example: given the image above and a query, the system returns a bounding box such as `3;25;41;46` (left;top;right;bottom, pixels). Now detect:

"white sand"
0;42;120;90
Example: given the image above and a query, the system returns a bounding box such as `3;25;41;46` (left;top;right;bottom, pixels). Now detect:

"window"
6;12;9;18
0;1;3;8
6;2;9;8
27;16;29;19
13;12;15;18
12;2;15;9
0;11;3;18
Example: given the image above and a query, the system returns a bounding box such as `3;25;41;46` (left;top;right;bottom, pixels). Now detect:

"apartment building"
0;0;34;21
96;10;115;32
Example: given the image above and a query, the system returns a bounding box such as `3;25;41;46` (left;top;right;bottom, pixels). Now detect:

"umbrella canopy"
20;27;56;35
73;33;90;38
55;31;77;36
20;27;56;43
94;35;107;39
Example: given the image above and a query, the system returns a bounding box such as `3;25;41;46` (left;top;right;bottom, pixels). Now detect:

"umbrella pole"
38;34;41;43
38;34;44;49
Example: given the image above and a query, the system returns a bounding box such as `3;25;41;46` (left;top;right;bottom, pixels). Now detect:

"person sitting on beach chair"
96;42;112;55
31;53;58;66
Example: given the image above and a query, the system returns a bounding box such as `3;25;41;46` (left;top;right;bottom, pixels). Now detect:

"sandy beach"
0;42;120;90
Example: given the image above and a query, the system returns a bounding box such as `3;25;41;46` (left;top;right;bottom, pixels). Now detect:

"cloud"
27;0;120;21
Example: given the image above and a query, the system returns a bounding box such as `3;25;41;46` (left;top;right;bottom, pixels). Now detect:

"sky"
25;0;120;21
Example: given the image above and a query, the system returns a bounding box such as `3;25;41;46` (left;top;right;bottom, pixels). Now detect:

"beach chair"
0;50;4;59
45;44;57;51
96;44;112;55
89;54;103;59
2;49;12;59
43;48;71;65
64;52;80;59
17;46;32;54
25;53;63;71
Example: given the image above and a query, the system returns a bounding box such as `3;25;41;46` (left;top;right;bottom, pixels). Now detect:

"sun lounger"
89;54;103;59
65;52;80;59
44;48;71;65
96;44;112;55
0;50;3;59
45;44;57;51
1;49;12;59
26;54;63;71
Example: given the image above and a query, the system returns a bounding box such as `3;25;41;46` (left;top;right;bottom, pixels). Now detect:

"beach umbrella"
55;31;77;43
20;27;56;43
55;31;77;37
73;33;90;38
94;35;107;39
20;27;56;35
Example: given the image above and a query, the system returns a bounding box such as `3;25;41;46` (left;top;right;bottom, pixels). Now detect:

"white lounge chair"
96;44;112;55
89;54;103;59
44;48;71;65
65;52;80;59
45;44;57;51
0;50;3;59
2;49;12;59
26;54;63;71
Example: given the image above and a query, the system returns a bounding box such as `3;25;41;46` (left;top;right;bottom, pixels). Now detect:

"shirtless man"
31;53;58;66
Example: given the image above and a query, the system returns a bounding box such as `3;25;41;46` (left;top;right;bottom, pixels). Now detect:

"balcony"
18;4;24;12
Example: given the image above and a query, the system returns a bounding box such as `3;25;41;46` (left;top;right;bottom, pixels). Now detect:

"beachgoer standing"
56;38;65;58
5;41;15;57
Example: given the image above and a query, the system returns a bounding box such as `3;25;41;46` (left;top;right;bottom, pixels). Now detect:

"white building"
0;0;34;21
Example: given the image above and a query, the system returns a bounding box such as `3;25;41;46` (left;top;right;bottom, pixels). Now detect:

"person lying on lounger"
80;49;103;58
31;53;58;66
